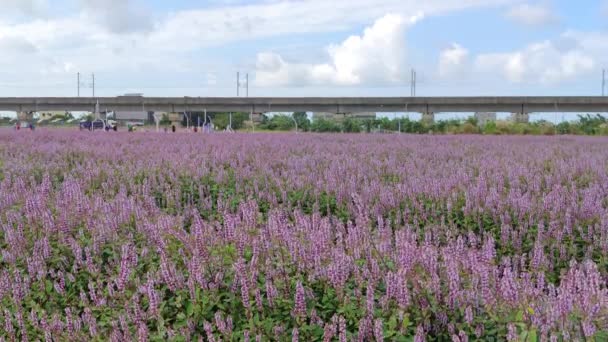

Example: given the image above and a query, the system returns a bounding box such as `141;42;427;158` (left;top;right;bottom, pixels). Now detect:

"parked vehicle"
79;119;106;131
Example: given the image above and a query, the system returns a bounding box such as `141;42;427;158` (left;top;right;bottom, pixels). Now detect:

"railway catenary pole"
204;108;207;133
603;69;606;96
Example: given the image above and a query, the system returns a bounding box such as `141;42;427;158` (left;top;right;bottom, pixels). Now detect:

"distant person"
16;122;20;131
171;125;176;133
193;126;198;133
29;123;35;131
113;125;118;132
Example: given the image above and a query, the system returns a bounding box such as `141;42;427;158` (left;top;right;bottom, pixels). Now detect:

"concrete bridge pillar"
510;112;530;123
421;112;435;124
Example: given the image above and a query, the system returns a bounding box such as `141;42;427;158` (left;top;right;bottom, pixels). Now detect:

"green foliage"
460;122;479;134
253;113;608;136
258;113;311;131
556;121;571;134
483;121;498;135
395;118;425;134
259;114;296;131
293;112;311;131
310;118;342;132
211;112;249;130
81;113;94;122
160;113;172;125
466;116;479;126
577;114;607;135
342;117;362;133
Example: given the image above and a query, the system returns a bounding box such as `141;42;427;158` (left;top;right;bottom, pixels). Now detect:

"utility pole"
250;108;254;133
410;69;417;97
77;73;80;97
414;69;418;96
603;69;606;96
396;113;401;133
237;72;240;97
410;70;413;97
204;108;207;133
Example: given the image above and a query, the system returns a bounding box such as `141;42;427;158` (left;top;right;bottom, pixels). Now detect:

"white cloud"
505;3;558;27
0;0;512;62
0;0;48;18
255;13;423;86
78;0;153;33
0;0;529;95
475;39;595;84
147;0;513;50
438;43;470;78
0;36;38;54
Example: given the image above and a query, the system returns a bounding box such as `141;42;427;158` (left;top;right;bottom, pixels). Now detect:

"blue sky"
0;0;607;108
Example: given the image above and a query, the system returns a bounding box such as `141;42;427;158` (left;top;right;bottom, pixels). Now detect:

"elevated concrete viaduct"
2;97;607;123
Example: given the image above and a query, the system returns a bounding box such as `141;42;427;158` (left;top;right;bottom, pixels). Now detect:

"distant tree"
362;119;374;133
160;113;171;125
556;121;571;135
293;112;310;131
400;118;425;134
342;117;362;133
482;121;498;135
460;122;478;134
270;114;296;131
539;122;556;135
311;118;341;132
231;113;249;130
81;113;94;121
260;113;270;125
578;114;606;135
431;120;455;134
376;117;392;131
465;117;478;127
210;112;249;130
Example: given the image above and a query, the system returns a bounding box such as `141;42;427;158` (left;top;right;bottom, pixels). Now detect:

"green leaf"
388;315;398;331
527;329;538;342
595;331;608;341
186;301;194;317
45;279;53;294
402;314;411;329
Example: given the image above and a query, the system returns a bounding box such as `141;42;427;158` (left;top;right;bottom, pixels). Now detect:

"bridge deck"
0;97;606;113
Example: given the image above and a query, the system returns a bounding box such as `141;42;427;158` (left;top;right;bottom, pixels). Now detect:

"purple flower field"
0;130;607;341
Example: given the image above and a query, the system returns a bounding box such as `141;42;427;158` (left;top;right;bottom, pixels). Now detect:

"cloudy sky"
0;0;606;98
